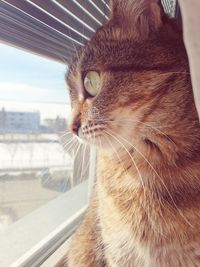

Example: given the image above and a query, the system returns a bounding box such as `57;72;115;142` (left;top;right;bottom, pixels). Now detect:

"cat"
57;0;200;266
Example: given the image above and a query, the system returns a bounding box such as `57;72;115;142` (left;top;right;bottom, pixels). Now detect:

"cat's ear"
110;0;165;39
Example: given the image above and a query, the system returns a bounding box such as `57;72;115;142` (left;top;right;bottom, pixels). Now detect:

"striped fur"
60;1;200;266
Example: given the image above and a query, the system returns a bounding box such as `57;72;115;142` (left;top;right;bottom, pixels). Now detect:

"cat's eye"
84;71;102;97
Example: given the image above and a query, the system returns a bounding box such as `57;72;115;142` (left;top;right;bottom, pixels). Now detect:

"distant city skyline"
0;107;68;133
0;100;71;120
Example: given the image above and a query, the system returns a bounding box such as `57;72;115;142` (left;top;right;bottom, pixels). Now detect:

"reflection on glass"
0;45;89;231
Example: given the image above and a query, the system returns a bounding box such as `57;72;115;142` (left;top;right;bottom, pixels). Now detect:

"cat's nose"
71;120;81;136
69;112;81;136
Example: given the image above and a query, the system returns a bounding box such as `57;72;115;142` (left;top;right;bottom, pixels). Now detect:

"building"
43;116;67;132
0;108;40;133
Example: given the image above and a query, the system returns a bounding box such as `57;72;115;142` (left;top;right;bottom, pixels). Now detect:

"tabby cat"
58;0;200;266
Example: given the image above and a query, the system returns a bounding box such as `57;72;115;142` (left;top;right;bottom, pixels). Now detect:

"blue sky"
0;43;69;103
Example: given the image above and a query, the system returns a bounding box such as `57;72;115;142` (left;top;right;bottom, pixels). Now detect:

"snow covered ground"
0;133;75;231
0;141;72;170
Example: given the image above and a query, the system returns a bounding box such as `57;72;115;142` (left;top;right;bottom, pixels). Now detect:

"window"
0;43;94;267
0;1;178;266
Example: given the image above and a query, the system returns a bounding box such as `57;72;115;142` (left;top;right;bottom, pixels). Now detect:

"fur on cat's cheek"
78;93;84;102
85;98;92;106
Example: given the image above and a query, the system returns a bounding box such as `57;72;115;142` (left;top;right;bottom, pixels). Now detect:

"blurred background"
0;43;89;231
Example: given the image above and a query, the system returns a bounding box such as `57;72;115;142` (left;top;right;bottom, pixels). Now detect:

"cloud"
0;82;46;100
0;82;62;102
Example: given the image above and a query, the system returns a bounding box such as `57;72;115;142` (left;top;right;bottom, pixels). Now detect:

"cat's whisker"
128;119;169;131
96;117;158;128
80;143;90;182
108;120;176;145
99;133;131;220
104;130;182;236
73;141;82;161
93;117;185;129
62;134;74;143
99;133;103;151
61;135;74;144
104;129;146;194
79;143;87;183
101;131;159;231
70;141;82;188
81;147;90;180
63;136;77;152
92;122;95;142
64;142;77;182
103;129;156;231
94;118;176;145
57;129;69;134
102;132;130;181
62;136;75;148
107;128;193;228
59;131;73;139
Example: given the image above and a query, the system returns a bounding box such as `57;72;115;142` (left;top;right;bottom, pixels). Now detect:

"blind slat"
0;0;178;64
75;0;108;24
0;3;76;53
0;31;70;63
56;0;101;29
90;0;110;18
0;19;73;60
28;0;94;38
1;0;85;44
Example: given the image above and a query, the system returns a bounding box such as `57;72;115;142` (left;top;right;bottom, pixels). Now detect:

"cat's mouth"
75;120;136;153
77;122;106;145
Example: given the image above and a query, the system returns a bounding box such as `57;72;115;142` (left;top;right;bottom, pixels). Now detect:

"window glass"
0;44;89;231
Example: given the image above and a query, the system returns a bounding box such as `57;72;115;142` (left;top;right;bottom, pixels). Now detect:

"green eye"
84;71;102;96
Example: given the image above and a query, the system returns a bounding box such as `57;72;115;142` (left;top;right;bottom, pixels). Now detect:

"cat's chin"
76;136;86;144
77;126;105;147
77;135;103;147
76;127;134;151
76;135;127;152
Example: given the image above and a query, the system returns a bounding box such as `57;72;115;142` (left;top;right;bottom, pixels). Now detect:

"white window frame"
0;147;96;267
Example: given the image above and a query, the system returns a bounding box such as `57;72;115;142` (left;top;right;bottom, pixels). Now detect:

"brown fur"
58;0;200;266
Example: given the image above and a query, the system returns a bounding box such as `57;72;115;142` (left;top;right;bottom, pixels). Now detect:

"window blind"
0;0;178;64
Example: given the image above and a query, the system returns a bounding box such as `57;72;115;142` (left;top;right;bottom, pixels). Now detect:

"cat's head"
66;0;197;154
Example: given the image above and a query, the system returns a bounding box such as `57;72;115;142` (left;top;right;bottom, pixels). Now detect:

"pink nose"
71;120;81;135
69;112;81;135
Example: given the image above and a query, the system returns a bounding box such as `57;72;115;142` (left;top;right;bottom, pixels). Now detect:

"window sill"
41;238;70;267
0;181;88;267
